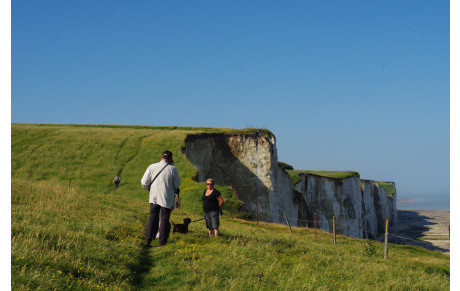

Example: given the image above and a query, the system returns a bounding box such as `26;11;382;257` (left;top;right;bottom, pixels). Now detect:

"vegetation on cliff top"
11;124;446;290
16;123;274;137
286;170;396;195
277;161;294;171
287;170;361;186
376;181;397;196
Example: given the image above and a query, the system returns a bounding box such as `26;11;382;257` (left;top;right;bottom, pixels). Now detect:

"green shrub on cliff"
278;161;294;171
377;181;397;196
287;170;360;186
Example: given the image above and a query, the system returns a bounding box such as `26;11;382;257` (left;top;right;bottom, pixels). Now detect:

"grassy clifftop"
11;124;448;290
286;170;397;196
287;170;360;186
376;181;397;196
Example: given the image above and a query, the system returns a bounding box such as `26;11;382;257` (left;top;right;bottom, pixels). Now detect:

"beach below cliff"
389;209;450;254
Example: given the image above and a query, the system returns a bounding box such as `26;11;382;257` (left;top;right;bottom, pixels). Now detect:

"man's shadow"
127;246;156;288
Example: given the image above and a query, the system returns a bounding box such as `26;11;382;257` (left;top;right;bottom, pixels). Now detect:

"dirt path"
389;209;450;254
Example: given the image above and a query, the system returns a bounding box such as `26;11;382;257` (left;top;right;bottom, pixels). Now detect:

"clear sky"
10;1;451;209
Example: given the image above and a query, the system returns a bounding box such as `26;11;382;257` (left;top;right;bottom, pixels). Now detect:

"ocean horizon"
397;196;450;210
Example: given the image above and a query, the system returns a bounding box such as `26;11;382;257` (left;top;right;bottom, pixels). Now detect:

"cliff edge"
183;131;396;239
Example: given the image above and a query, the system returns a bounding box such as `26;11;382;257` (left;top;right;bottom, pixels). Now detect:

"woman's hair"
206;178;215;184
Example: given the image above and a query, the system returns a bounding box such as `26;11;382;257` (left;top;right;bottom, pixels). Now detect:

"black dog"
172;218;192;234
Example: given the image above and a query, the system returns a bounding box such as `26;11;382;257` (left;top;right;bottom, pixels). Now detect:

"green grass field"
11;124;449;290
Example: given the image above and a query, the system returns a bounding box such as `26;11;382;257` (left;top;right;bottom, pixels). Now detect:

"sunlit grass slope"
12;124;248;210
11;124;449;290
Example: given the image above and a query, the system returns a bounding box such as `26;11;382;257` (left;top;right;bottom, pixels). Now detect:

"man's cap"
161;150;173;160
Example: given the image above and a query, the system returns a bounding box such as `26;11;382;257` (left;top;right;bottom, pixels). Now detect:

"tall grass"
12;179;145;289
11;124;449;290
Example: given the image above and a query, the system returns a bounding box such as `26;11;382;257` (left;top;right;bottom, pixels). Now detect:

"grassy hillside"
11;124;449;290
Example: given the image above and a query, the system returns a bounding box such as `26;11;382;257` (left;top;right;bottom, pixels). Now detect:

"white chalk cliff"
183;132;397;238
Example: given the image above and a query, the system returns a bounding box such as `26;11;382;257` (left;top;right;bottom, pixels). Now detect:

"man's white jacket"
141;160;180;209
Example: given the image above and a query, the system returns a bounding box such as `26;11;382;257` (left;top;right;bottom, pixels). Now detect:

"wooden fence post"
256;204;259;225
229;200;233;219
384;216;389;259
333;214;336;245
284;211;292;233
314;213;317;239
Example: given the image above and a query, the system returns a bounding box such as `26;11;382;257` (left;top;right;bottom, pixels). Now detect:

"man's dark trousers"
145;203;172;246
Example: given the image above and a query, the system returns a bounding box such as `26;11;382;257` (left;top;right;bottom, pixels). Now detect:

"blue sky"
10;1;451;209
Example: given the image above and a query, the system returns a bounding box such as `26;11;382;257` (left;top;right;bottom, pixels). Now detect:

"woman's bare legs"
208;228;219;237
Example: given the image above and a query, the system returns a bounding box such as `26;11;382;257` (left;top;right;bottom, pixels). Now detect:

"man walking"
113;174;121;189
141;150;180;247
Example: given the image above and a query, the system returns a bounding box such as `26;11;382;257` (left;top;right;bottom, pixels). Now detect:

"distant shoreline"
397;197;450;211
398;208;450;211
391;209;450;253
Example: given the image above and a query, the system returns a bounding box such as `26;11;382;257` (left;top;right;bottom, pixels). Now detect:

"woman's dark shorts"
204;210;220;229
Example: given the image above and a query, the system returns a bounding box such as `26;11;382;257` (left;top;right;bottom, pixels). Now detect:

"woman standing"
202;178;223;237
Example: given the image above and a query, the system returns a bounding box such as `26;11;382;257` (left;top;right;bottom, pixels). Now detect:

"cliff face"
183;132;396;239
183;133;295;223
293;176;397;238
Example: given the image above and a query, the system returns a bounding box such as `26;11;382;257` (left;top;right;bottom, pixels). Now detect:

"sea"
397;195;450;210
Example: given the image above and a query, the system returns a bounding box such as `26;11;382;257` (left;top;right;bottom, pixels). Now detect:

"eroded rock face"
183;132;396;239
293;176;397;238
294;176;362;237
362;180;398;234
183;133;295;223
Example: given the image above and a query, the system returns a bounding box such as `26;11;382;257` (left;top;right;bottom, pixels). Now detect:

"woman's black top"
202;189;221;213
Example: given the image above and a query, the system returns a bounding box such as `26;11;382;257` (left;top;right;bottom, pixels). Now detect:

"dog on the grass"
172;218;192;234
